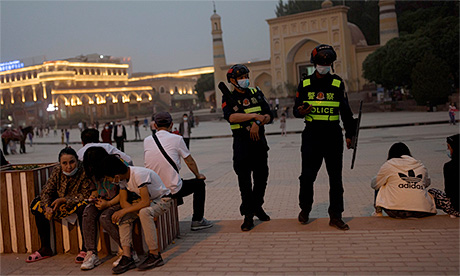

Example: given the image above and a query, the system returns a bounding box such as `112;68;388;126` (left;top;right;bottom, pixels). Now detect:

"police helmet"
310;44;337;65
227;64;250;83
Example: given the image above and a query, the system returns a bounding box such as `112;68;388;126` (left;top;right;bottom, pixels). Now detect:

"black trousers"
233;156;269;217
33;205;86;253
114;137;124;152
173;178;206;221
299;124;344;219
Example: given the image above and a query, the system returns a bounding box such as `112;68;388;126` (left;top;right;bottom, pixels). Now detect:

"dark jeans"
115;137;124;152
233;156;269;217
82;204;121;253
33;205;86;254
134;127;141;140
183;138;190;149
299;124;344;219
173;178;206;221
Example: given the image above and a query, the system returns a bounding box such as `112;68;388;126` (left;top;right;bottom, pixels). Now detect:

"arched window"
85;69;89;75
160;86;165;94
97;69;101;75
214;22;218;30
91;69;95;75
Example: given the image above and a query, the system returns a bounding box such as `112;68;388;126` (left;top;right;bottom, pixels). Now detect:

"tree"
194;73;214;102
363;2;459;97
411;54;451;106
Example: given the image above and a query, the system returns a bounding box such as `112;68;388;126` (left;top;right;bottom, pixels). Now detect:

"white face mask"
316;65;331;75
105;126;109;130
63;167;78;176
237;78;250;89
447;150;452;159
183;117;188;121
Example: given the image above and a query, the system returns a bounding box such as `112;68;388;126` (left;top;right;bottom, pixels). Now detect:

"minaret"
378;0;399;45
211;4;227;111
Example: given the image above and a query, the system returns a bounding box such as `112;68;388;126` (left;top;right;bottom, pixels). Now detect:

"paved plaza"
1;110;459;275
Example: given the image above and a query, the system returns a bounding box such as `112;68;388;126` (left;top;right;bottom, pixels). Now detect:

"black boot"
241;216;254;231
298;210;309;224
329;218;350;230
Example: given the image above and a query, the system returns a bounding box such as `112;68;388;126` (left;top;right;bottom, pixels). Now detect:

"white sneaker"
80;251;100;270
112;254;123;267
113;250;139;267
450;215;458;218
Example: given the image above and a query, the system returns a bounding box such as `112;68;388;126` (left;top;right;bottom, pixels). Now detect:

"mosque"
1;0;398;126
211;0;399;107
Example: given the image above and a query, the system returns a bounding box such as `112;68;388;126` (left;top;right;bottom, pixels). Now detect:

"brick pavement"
2;111;459;275
1;216;458;275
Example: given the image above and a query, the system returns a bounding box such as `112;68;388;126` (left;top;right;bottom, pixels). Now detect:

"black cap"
154;112;172;125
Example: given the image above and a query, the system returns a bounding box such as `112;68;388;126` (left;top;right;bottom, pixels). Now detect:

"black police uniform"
222;87;273;217
293;72;355;219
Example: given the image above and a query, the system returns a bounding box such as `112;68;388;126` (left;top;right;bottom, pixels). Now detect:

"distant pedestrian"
28;132;33;147
134;116;141;140
61;129;65;144
179;114;191;149
65;129;70;144
143;117;148;131
448;102;457;125
78;121;83;132
280;113;287;136
113;120;126;152
101;123;112;144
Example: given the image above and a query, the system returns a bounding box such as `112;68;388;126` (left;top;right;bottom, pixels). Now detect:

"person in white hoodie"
371;142;436;218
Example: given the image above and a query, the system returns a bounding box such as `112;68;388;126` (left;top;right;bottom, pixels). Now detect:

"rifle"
350;100;363;170
218;82;242;112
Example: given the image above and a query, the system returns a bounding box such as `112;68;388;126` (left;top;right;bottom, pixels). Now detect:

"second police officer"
222;64;273;231
293;44;357;230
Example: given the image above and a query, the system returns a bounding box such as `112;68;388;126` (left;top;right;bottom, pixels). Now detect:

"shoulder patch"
303;79;311;87
332;79;341;88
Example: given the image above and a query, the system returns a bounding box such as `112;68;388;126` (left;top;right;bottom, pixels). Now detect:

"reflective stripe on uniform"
332;79;341;87
244;106;262;114
250;88;257;94
303;79;311;87
230;124;242;129
305;101;340;107
304;115;339;121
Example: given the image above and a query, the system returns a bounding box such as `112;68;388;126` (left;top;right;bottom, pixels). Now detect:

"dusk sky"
1;0;278;73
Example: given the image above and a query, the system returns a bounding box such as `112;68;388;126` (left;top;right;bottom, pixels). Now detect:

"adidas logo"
397;170;423;190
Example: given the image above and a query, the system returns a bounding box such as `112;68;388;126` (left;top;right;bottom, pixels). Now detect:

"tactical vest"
230;87;262;130
302;78;341;122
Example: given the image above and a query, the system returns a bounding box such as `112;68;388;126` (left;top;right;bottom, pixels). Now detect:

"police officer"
293;44;356;230
222;64;273;231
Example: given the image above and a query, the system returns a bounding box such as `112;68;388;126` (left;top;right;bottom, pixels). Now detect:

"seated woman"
429;134;460;218
371;142;436;218
27;147;92;263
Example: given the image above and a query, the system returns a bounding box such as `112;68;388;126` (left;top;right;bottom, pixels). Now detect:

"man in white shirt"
144;112;212;231
77;128;132;165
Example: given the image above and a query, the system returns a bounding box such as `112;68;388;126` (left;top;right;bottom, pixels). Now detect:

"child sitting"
100;154;171;274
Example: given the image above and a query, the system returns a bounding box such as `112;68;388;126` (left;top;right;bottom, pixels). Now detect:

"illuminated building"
0;54;212;126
